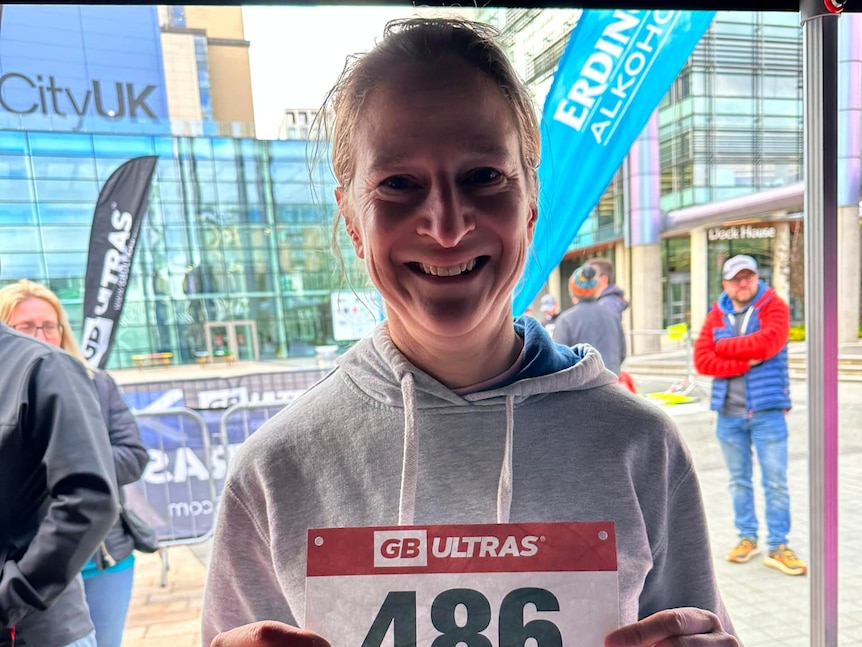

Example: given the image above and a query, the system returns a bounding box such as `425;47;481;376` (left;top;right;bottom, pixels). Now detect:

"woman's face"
338;59;538;346
9;296;63;348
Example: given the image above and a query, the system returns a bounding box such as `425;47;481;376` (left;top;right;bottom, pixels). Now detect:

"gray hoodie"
202;320;733;642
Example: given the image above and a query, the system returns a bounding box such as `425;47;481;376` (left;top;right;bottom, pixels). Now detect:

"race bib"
306;521;618;647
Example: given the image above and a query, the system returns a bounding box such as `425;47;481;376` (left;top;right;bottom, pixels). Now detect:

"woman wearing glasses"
0;279;149;647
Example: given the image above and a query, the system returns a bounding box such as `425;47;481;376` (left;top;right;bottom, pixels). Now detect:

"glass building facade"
658;11;803;211
0;130;360;368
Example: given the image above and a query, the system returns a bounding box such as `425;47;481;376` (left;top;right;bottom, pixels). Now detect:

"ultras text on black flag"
81;155;158;369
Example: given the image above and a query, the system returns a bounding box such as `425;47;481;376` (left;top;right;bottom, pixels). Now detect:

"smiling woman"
202;16;738;647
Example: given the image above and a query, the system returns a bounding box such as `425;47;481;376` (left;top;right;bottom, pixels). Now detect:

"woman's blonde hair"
0;279;88;366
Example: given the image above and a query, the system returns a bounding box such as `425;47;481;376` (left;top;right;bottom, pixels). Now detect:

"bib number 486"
361;587;562;647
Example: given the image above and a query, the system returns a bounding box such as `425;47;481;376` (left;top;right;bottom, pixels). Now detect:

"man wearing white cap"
693;254;806;576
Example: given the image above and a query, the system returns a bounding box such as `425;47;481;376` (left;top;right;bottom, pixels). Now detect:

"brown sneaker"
727;538;759;563
764;545;808;576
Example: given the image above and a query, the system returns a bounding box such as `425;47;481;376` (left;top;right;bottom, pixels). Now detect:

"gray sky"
242;5;414;139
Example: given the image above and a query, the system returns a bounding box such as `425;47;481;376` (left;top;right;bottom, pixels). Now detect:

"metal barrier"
627;325;710;398
127;408;219;586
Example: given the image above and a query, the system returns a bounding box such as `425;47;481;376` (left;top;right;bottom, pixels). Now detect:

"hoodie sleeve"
0;351;118;627
202;479;297;642
693;306;750;378
638;464;736;636
714;294;790;362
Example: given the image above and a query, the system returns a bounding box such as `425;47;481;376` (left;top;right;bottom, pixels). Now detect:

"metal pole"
800;1;841;645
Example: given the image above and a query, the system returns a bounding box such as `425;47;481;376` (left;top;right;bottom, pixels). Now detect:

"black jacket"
91;370;149;568
0;324;118;646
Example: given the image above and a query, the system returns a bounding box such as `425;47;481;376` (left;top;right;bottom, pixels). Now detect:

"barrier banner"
514;10;716;314
81;155;158;368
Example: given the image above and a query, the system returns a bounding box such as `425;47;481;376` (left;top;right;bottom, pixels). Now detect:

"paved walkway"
117;370;862;647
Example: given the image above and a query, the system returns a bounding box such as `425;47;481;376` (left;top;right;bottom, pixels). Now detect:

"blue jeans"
64;631;97;647
716;409;791;550
83;561;134;647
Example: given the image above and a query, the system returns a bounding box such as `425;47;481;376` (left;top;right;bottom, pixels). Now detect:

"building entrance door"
204;320;259;361
667;272;691;327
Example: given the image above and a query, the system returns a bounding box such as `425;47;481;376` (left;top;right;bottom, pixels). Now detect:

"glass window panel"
211;138;238;160
0;155;30;178
714;186;754;201
214;160;239;182
762;115;801;129
158;227;190;250
764;12;801;26
38;203;95;223
31;156;97;180
185;159;215;181
765;77;799;101
763;25;801;39
240;139;259;158
714;97;754;114
92;135;156;157
40;226;91;251
0;178;35;202
191;138;213;159
44;251;87;277
270;163;310;184
48;276;85;301
762;98;801;117
159;203;187;225
194;181;218;203
34;178;99;202
155;180;182;202
218;183;240;203
714;73;752;97
712;20;753;36
0;203;38;224
269;140;306;161
156;159;181;180
27;132;94;156
240;159;260;181
273;183;317;204
243;181;262;205
0;227;41;251
0;253;44;281
0;132;28;155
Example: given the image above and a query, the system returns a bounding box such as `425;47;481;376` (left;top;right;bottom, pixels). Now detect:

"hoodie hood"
335;315;616;407
335;316;618;526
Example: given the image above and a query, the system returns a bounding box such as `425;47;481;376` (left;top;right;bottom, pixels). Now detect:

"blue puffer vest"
709;281;792;413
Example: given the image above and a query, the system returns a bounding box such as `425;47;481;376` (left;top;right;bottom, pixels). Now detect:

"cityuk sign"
0;72;159;121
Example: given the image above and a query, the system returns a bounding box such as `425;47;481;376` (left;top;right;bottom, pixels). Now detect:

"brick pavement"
122;544;207;647
118;373;862;647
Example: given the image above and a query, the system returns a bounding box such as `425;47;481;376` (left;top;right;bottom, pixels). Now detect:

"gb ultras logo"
374;529;542;568
374;530;428;568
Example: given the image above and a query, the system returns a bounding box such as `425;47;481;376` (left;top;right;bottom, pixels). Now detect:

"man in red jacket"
694;254;806;576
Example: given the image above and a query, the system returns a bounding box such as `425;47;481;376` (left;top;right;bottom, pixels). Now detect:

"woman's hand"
605;608;739;646
210;622;330;647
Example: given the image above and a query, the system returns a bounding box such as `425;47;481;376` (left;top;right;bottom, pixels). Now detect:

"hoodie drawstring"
397;373;516;526
496;394;515;524
398;372;418;526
